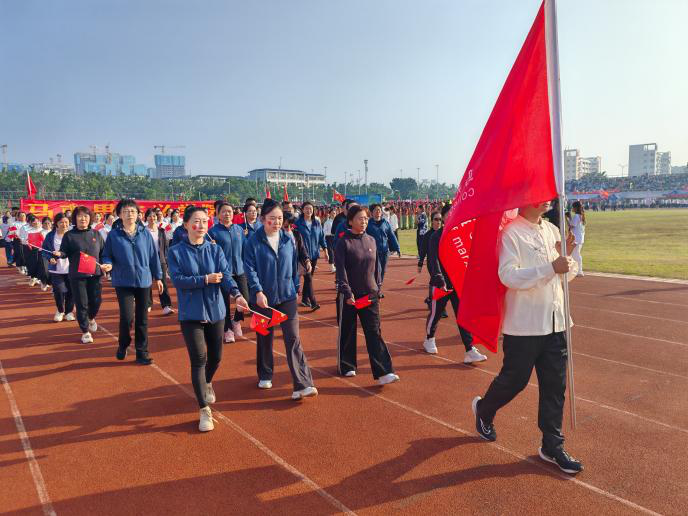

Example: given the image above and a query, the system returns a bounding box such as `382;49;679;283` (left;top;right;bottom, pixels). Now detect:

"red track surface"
1;254;687;515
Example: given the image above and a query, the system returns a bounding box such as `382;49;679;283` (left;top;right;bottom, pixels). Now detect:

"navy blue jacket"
332;220;351;250
242;220;262;241
243;226;299;305
167;238;240;322
294;217;326;261
366;218;400;255
208;222;245;276
102;220;162;288
170;225;213;247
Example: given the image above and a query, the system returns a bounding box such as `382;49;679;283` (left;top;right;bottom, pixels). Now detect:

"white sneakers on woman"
464;347;488;364
291;386;318;400
199;406;214;432
64;313;75;321
88;319;98;332
423;337;438;354
258;380;272;389
205;383;216;404
231;321;243;338
378;373;400;385
224;330;235;343
53;311;64;322
81;332;93;344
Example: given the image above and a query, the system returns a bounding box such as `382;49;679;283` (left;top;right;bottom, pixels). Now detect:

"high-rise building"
248;168;326;186
657;151;671;175
74;152;147;176
154;155;186;179
671;165;687;175
564;149;601;180
628;143;672;176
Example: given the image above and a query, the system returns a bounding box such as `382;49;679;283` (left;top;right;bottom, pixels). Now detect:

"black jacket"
418;228;436;268
58;227;105;279
426;227;452;290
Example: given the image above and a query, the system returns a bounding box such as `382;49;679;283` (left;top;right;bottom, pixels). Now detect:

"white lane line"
575;325;688;348
584;272;688;285
0;360;57;516
572;306;688;325
98;325;356;516
570;291;688;308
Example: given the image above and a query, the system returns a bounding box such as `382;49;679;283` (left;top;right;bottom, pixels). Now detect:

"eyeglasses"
432;218;442;222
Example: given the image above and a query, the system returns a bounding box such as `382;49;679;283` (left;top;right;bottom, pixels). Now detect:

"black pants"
325;235;335;264
254;298;314;391
416;231;422;256
51;274;74;314
378;253;388;283
425;288;473;351
301;258;318;306
478;331;568;452
180;319;224;409
337;295;394;379
13;239;24;267
148;263;172;309
70;276;102;333
25;246;39;278
232;274;249;322
115;286;150;356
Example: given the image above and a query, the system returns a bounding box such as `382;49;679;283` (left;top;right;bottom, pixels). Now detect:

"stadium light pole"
435;164;439;200
364;159;368;198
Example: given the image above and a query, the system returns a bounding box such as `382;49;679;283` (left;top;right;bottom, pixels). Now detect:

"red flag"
77;252;97;275
7;226;18;240
250;313;270;336
404;276;418;285
599;189;609;199
164;224;172;232
439;2;558;353
267;309;288;328
332;189;345;203
93;223;104;231
265;186;271;199
283;184;289;202
26;172;37;200
27;232;44;248
432;287;453;301
353;296;372;309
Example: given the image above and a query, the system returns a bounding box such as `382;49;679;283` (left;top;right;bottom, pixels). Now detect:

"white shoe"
330;264;336;273
64;313;76;321
162;306;175;315
258;380;272;389
224;330;235;343
378;373;400;385
292;386;318;400
28;278;37;286
344;370;356;377
423;337;438;354
81;332;93;344
88;319;98;332
464;347;487;364
41;282;49;291
147;307;152;313
198;406;214;432
205;383;216;404
53;311;64;322
231;321;243;338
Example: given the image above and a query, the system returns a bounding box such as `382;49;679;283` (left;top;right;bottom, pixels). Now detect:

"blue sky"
2;0;686;184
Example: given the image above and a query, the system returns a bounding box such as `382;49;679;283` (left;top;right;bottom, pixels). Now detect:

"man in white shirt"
472;200;583;475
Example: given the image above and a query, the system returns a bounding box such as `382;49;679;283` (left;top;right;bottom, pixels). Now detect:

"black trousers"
254;298;314;391
378;253;389;282
13;239;24;267
425;288;473;351
70;276;102;333
180;319;224;409
232;274;249;322
301;258;318;306
51;274;74;314
478;331;568;452
115;286;150;356
148;263;172;309
337;295;394;379
25;246;39;278
325;235;335;264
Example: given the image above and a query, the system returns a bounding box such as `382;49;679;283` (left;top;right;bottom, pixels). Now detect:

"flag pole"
545;0;576;429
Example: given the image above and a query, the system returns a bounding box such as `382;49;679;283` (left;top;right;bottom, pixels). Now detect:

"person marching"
569;201;585;277
323;208;337;272
208;201;249;343
423;204;487;363
472;200;583;474
417;211;441;308
242;202;261;239
21;214;43;287
168;206;249;431
36;217;53;291
295;201;328;311
13;211;28;275
243;199;318;399
334;205;399;385
366;203;400;293
43;213;75;322
1;214;14;266
54;206;110;344
143;208;175;315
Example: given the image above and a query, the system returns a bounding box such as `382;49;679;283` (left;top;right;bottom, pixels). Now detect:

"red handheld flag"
439;2;558;353
77;252;97;275
250;313;270;336
265;186;271;199
26;172;37;200
353;296;372;309
267;308;288;328
432;287;453;301
164;224;172;232
332;189;345;203
27;232;44;248
404;276;417;285
93;223;104;231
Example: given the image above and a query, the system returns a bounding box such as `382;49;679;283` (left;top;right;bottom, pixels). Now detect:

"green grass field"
398;208;688;280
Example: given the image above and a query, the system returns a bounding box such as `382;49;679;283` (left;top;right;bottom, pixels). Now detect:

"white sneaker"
258;380;272;389
291;386;318;400
199;406;214;432
53;311;64;322
330;264;336;273
88;319;98;332
231;321;243;338
464;347;487;364
205;383;216;404
378;373;400;386
162;306;175;315
65;313;76;321
41;282;49;291
28;278;37;286
147;307;152;313
423;337;438;354
224;330;235;343
344;370;356;377
81;332;93;344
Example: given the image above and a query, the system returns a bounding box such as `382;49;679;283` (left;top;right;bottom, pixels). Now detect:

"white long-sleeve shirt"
323;218;334;236
570;214;585;244
388;214;399;232
498;215;578;336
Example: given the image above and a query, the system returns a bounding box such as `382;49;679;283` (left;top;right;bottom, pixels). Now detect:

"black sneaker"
311;303;321;312
116;346;128;361
135;354;153;366
538;447;583;474
378;292;385;299
299;301;311;308
472;396;496;441
441;310;448;318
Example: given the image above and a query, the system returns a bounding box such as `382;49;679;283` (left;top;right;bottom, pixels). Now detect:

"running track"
1;254;687;515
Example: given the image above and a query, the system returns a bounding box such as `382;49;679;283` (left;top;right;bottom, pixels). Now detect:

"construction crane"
1;144;7;172
154;145;186;155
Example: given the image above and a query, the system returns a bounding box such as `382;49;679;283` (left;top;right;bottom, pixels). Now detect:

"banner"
20;199;216;219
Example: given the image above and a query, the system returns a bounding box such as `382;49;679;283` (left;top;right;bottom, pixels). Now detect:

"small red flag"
164;224;172;232
27;232;44;248
354;296;372;309
283;184;289;202
332;189;345;203
265;186;271;199
250;313;270;336
26;172;37;200
77;252;97;275
267;309;288;328
93;223;104;231
404;276;417;285
432;287;453;301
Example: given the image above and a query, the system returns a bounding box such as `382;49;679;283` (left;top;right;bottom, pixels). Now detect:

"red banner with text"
20;199;216;219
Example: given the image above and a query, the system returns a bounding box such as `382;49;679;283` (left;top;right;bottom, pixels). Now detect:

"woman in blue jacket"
367;203;401;292
242;202;262;239
208;201;249;343
168;206;249;432
243;199;317;401
294;201;328;310
102;199;163;365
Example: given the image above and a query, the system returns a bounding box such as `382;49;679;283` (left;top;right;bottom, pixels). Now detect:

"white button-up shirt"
498;215;578;336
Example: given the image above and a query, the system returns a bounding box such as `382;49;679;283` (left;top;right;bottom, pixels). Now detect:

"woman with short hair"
144;208;174;315
294;201;327;310
43;213;75;322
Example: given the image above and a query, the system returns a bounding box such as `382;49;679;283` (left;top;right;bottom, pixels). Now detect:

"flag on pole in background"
439;1;559;353
265;185;271;199
283;184;289;202
26;172;37;200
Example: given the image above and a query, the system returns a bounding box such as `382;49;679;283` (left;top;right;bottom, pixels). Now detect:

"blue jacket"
332;220;351;250
366;218;400;255
102;220;162;288
167;238;240;322
242;220;262;241
243;226;299;305
294;217;326;261
170;225;213;247
208;223;245;276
